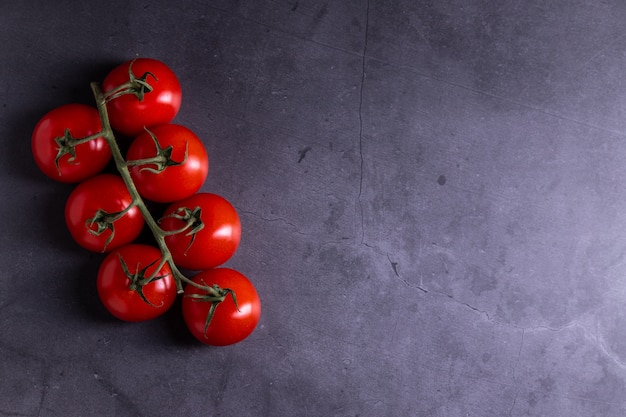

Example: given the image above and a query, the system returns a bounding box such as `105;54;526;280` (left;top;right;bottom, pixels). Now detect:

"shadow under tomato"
161;296;202;347
73;252;117;323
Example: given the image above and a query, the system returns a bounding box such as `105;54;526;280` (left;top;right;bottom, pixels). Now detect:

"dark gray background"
2;1;626;416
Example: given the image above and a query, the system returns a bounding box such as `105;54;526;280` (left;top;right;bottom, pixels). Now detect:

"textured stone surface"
2;0;626;416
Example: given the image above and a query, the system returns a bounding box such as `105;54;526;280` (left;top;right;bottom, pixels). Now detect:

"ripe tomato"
126;124;209;203
160;193;241;270
183;268;261;346
65;174;144;252
97;244;177;322
102;58;182;137
32;103;110;183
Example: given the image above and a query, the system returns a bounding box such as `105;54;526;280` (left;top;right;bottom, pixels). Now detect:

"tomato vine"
89;81;221;296
31;58;261;345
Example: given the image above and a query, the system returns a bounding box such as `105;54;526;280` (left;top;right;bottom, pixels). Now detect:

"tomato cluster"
31;58;261;346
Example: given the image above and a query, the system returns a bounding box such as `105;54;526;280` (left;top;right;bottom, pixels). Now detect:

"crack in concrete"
93;371;146;417
35;369;51;417
386;253;399;276
395;274;429;294
428;292;626;372
238;209;309;236
297;145;312;163
508;329;525;416
355;0;369;245
513;329;525;381
215;354;233;410
354;245;626;408
245;34;271;115
509;391;519;417
358;242;430;293
0;410;31;417
239;210;357;248
423;289;498;323
514;318;626;369
576;319;626;369
508;391;519;417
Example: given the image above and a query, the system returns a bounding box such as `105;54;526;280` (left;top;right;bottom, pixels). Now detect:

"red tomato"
32;104;110;183
126;124;209;203
97;244;177;322
65;174;144;252
160;193;241;270
183;268;261;346
102;58;182;137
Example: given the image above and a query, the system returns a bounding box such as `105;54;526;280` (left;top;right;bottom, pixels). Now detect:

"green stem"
124;156;166;168
103;83;136;102
89;82;219;297
72;132;105;146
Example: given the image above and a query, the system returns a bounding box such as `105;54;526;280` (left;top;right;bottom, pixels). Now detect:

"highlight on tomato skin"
126;124;209;203
160;193;242;270
102;58;182;137
182;268;262;346
31;103;111;183
64;174;145;253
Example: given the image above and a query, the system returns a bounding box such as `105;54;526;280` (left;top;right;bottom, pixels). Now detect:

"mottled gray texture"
2;0;626;416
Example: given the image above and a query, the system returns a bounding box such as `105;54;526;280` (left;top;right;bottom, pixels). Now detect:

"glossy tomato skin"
97;244;177;322
183;268;261;346
102;58;182;137
65;174;144;252
127;124;208;203
160;193;241;270
32;104;110;183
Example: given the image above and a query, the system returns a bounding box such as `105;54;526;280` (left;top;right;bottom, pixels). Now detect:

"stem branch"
89;82;218;296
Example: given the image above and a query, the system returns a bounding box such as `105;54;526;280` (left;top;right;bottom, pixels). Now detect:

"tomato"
126;124;209;203
160;193;241;270
97;244;177;322
32;103;110;183
102;58;182;137
65;174;144;252
183;268;261;346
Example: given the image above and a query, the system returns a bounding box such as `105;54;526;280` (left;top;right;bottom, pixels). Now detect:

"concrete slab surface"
2;1;626;416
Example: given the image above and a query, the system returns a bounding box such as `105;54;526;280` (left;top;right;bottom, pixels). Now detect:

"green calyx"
53;129;103;175
86;209;116;251
127;68;157;102
103;59;158;102
159;206;204;255
54;129;78;172
118;254;169;307
124;128;189;174
185;283;239;338
85;204;136;252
